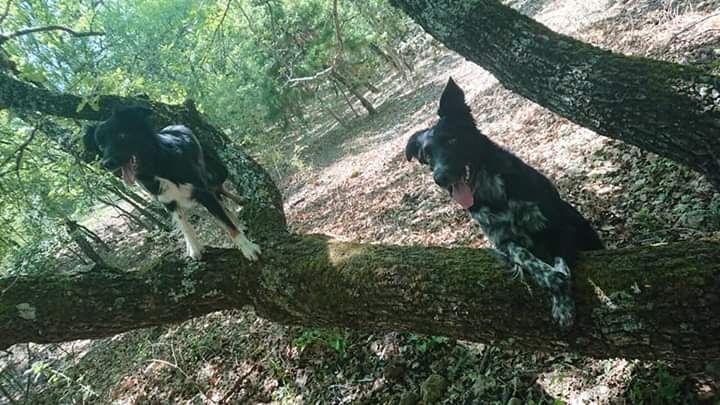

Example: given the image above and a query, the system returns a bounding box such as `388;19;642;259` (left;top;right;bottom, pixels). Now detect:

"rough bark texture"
2;237;719;364
390;0;720;190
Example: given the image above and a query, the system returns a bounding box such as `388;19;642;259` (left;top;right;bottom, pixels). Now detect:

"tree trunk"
64;218;106;266
389;0;720;190
370;42;411;78
1;236;719;365
331;71;377;115
332;78;361;118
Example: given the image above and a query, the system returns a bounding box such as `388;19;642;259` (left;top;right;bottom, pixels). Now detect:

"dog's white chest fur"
155;177;195;208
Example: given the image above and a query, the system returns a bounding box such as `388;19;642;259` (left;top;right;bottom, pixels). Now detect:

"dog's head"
83;106;153;185
405;77;481;209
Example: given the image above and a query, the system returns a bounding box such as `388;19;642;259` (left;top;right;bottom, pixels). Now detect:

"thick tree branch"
0;25;104;45
390;0;720;190
1;236;718;364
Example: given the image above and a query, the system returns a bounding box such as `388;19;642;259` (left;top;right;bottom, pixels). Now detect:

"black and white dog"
83;106;260;261
405;78;602;328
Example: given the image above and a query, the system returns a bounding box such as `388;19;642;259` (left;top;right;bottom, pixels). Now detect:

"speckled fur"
406;78;603;329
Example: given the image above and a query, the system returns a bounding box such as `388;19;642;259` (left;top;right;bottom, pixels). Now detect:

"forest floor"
4;0;720;404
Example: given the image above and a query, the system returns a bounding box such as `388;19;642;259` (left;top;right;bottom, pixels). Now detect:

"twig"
657;11;720;53
332;0;343;63
673;11;720;36
284;0;345;86
234;0;257;35
0;127;38;177
0;25;104;45
285;66;333;84
12;127;36;178
200;0;232;65
147;359;214;403
0;0;12;27
220;364;257;404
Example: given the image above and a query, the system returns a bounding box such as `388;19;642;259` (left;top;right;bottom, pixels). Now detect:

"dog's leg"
194;189;260;261
492;247;532;293
219;186;248;206
550;257;575;328
546;226;582;328
506;242;575;329
170;206;203;260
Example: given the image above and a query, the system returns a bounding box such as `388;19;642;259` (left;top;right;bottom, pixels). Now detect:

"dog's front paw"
236;238;261;261
551;293;575;330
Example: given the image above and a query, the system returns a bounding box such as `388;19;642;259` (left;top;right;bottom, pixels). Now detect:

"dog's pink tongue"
121;162;136;185
452;180;474;209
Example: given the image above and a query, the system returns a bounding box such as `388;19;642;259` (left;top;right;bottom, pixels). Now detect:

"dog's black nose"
102;158;118;170
433;170;453;188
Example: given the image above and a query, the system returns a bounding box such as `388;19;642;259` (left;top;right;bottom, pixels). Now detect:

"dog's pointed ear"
405;130;423;162
438;77;472;119
82;125;100;163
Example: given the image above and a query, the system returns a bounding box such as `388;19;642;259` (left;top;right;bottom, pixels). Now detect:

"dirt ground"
3;0;720;404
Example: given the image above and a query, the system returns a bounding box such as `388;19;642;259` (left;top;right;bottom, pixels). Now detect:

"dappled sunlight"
536;358;635;403
2;0;720;403
326;240;370;267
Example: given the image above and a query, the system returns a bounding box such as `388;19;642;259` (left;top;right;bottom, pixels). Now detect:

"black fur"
406;78;602;328
83;106;260;261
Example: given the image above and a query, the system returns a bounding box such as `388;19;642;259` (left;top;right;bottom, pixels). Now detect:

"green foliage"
627;363;687;405
294;328;349;359
0;0;414;268
407;334;449;353
32;361;98;402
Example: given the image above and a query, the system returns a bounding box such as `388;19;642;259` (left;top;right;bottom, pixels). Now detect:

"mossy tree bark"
1;71;719;365
2;237;719;364
390;0;720;190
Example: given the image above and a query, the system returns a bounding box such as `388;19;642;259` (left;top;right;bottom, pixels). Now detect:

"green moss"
16;303;37;320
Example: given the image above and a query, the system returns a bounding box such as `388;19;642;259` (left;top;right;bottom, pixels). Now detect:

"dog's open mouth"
121;156;137;186
450;165;474;209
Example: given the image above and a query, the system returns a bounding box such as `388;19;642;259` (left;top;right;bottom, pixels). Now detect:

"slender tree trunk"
332;78;361;117
64;218;105;266
370;42;411;78
331;71;377;115
319;92;347;127
390;0;720;190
